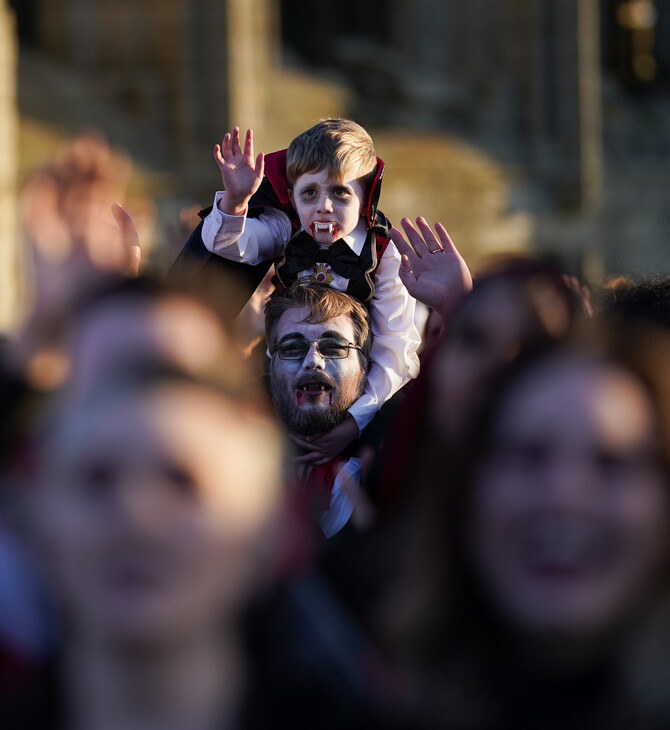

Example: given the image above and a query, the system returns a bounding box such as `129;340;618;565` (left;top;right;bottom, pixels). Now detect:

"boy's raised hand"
391;217;472;322
214;127;265;216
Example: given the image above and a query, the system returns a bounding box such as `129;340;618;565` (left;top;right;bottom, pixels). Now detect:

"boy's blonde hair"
286;119;377;193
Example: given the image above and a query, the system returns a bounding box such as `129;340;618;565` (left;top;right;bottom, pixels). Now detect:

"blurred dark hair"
0;339;44;491
264;283;372;361
598;274;670;334
455;253;587;335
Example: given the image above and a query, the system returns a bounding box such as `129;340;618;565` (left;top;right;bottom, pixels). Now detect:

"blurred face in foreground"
32;382;284;646
469;353;669;638
68;293;237;402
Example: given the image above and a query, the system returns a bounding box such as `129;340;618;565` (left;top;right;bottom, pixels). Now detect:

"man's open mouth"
294;377;335;403
297;381;332;394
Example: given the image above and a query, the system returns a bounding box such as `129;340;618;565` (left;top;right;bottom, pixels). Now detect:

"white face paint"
290;169;366;246
269;305;366;435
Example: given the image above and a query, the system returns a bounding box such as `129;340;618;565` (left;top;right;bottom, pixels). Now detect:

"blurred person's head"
265;284;370;436
426;255;581;444
61;272;254;403
20;270;286;650
466;345;669;642
26;373;285;649
393;317;670;655
374;319;670;727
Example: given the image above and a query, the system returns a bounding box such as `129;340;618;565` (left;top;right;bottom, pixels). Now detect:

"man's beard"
269;369;366;436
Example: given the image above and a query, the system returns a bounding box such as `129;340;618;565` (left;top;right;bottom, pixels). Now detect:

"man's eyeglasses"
273;336;363;361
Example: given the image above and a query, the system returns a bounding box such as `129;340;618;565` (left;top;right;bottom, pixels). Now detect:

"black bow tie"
284;232;362;280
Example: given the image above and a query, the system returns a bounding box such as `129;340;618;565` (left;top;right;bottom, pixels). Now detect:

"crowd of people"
1;120;670;729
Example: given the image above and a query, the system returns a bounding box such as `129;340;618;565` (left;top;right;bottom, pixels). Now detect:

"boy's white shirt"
202;192;421;431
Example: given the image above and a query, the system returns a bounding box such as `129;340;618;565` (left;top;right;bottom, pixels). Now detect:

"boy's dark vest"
169;149;391;310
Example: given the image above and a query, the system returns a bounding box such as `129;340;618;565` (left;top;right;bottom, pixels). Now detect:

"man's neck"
63;629;245;730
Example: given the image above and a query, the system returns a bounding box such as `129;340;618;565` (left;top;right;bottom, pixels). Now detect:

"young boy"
188;119;421;459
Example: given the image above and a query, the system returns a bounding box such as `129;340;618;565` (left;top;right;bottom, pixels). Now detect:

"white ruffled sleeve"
201;191;292;264
348;240;421;431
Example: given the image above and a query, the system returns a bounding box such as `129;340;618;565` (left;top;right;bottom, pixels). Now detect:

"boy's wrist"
218;192;249;217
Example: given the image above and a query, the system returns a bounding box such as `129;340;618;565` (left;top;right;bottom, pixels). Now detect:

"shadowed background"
1;0;669;328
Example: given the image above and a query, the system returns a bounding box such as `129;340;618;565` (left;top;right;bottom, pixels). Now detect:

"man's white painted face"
269;305;367;435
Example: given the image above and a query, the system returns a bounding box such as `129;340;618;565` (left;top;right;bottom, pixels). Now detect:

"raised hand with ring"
390;216;472;321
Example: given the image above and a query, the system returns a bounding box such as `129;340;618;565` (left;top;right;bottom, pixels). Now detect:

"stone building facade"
0;0;18;331
2;0;669;329
282;0;670;277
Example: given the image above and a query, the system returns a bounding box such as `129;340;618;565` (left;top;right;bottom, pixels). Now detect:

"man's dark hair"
264;284;372;362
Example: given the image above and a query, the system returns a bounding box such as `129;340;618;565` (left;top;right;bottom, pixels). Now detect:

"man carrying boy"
197;119;421;463
264;283;373;537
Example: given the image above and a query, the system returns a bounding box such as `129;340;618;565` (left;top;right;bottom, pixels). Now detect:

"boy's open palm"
214;127;265;215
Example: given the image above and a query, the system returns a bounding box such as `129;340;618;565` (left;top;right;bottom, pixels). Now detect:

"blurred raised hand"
16;133;143;375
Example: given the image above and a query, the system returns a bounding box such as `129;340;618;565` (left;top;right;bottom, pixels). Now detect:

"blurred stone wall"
9;0;666;287
323;0;604;213
31;0;277;196
7;0;533;292
0;0;18;331
281;0;670;278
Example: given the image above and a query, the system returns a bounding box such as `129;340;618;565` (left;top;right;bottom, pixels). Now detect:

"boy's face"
289;168;366;245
